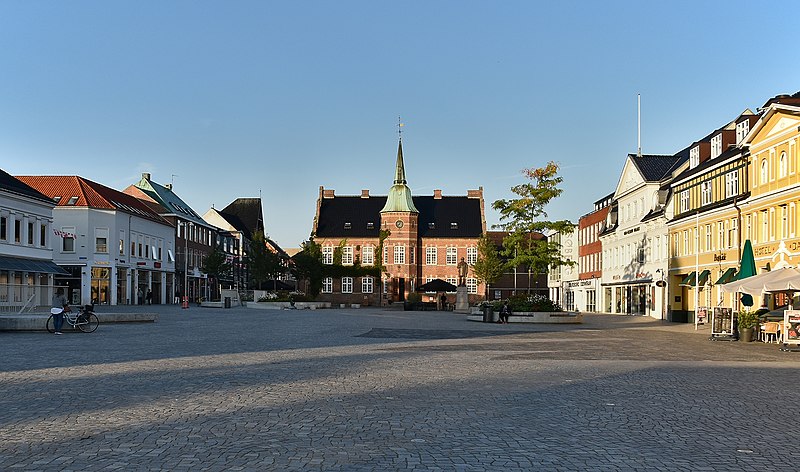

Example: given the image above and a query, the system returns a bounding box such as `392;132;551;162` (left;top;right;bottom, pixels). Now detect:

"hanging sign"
53;229;76;239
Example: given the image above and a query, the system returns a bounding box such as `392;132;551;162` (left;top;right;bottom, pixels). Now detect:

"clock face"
395;220;404;229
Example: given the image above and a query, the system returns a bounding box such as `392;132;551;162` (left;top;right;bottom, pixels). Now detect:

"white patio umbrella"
719;267;800;295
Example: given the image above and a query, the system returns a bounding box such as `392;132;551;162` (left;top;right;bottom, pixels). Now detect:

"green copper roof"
380;140;418;213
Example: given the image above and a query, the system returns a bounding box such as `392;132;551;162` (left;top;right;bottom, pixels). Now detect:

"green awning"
715;267;737;285
697;269;711;286
680;271;696;286
0;255;69;275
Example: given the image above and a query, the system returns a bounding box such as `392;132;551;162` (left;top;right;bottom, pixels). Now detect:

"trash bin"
224;297;231;309
483;306;493;323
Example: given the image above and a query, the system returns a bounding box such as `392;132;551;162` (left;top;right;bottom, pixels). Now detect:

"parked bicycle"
46;304;99;333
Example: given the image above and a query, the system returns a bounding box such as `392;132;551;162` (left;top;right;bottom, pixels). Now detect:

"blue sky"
2;1;799;248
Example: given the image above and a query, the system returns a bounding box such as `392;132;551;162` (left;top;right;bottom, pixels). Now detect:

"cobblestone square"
1;306;798;471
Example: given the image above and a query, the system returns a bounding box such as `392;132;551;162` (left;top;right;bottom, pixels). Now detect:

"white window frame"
780;151;787;178
322;277;333;293
466;278;477;294
761;159;768;184
393;245;405;264
701;181;712;206
446;247;457;265
322;246;333;265
725;171;739;198
679;190;690;213
466;246;477;265
711;134;722;158
446;278;457;292
62;226;76;253
362;245;374;265
426;247;437;265
341;276;353;293
342;246;353;265
362;276;373;294
689;146;700;168
781;205;788;239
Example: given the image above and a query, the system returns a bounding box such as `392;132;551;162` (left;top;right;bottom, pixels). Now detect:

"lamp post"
182;221;193;304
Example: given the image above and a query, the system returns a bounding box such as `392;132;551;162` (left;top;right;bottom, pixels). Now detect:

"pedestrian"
499;300;512;324
51;287;70;335
440;294;448;311
137;287;143;305
146;290;152;305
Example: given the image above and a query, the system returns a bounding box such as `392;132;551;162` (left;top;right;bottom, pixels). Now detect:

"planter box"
248;301;331;310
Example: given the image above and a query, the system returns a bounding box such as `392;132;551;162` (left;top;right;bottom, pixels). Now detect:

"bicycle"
46;304;100;333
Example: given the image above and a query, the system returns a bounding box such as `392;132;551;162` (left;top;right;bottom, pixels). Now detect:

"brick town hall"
312;138;486;306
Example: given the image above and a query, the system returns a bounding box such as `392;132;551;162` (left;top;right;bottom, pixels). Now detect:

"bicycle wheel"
46;314;56;333
78;313;99;333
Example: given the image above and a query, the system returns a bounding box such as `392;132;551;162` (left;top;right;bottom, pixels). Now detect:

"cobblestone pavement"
1;306;798;471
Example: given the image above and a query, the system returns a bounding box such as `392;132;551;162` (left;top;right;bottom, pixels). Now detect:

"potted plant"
737;308;759;342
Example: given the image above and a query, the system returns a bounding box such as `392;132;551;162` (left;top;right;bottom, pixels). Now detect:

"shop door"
398;278;405;302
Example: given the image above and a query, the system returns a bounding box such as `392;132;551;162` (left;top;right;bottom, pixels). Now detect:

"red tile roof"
16;176;172;226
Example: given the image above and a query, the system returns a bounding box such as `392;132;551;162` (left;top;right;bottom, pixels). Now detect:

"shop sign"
713;253;727;262
655;280;666;287
623;226;640;236
784;310;800;347
567;280;594;288
696;306;708;325
53;229;76;239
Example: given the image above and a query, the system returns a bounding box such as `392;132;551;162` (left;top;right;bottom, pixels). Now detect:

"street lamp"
182;221;193;304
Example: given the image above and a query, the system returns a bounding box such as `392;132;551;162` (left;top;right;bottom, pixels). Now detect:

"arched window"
780;151;787;178
761;159;769;184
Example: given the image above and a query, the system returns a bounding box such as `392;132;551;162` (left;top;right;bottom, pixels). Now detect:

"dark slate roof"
220;198;264;240
0;168;53;204
671;145;746;183
630;148;688;182
315;195;483;238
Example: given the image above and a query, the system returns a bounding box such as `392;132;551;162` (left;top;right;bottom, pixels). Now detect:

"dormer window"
689;146;700;169
711;134;722;159
344;222;352;230
366;222;374;230
736;120;750;144
53;196;62;203
428;222;435;230
450;222;458;230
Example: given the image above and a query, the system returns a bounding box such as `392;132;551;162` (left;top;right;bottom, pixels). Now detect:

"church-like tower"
380;139;419;300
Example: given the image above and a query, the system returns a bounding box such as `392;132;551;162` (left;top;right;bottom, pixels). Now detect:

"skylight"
66;196;78;205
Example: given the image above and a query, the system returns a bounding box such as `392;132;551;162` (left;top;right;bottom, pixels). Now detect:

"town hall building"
311;139;486;306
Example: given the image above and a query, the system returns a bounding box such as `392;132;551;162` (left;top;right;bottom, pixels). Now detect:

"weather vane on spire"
398;116;404;140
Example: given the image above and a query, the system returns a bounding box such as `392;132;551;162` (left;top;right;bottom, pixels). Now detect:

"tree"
291;238;323;297
471;233;504;300
492;161;575;274
201;248;232;300
245;230;285;289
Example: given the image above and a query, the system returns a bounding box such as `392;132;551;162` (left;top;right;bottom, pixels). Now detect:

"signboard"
783;310;800;347
712;307;733;337
696;306;708;325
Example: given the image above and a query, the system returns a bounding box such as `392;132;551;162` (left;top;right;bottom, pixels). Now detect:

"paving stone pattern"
0;306;798;471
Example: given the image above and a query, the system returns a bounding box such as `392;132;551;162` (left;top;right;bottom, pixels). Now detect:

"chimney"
467;188;483;199
165;183;172;190
142;172;151;181
361;189;370;198
323;189;335;198
433;189;442;199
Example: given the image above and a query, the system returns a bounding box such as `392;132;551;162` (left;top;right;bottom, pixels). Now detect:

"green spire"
381;139;418;213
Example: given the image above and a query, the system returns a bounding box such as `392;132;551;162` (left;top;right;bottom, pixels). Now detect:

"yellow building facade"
737;103;800;309
667;112;757;322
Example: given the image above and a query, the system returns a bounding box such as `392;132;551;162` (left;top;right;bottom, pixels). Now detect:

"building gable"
614;157;645;198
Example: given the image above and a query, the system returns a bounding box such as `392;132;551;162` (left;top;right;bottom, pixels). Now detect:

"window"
343;222;351;230
322;246;333;265
761;159;768;184
717;221;725;250
362;245;374;265
761;210;769;242
14;219;21;243
450;222;458;230
446;247;457;265
705;224;712;252
66;196;78;205
770;208;776;240
680;190;690;213
467;246;477;265
426;247;437;265
26;222;33;245
96;237;108;253
428;222;435;230
729;218;738;249
40;224;46;247
683;230;689;255
791;203;797;238
394;245;405;264
466;278;477;294
0;217;5;241
366;222;374;230
711;134;722;158
138;242;143;258
736;119;749;144
131;241;136;256
638;245;645;263
701;181;712;205
322;277;333;293
342;246;353;265
62;228;75;252
690;146;700;168
119;231;125;255
781;205;788;239
342;277;353;293
725;171;739;197
362;276;373;294
745;214;752;242
780;152;787;178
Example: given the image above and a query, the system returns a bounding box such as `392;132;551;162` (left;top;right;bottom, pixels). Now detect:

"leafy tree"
291;238;323;297
471;233;504;300
201;248;232;300
492;161;575;274
246;230;285;289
